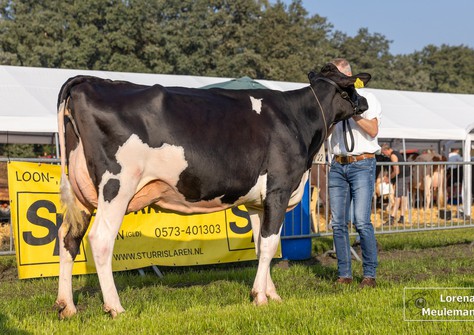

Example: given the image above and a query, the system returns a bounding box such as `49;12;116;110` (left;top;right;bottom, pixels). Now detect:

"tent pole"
54;132;59;160
463;135;472;217
402;138;406;161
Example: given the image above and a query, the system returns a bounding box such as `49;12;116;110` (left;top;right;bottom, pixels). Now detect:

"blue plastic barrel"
280;181;312;260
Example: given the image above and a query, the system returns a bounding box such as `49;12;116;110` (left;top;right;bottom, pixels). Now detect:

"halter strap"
310;79;357;152
309;86;328;141
314;77;344;94
313;77;361;115
342;119;355;152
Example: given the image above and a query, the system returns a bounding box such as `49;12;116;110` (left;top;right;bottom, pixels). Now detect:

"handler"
327;58;382;288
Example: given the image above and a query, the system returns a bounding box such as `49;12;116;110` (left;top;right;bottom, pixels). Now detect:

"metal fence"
0;157;60;255
1;159;473;256
310;160;474;237
0;222;14;255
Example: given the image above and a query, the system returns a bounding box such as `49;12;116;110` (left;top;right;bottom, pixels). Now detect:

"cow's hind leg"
248;204;284;306
424;175;432;210
55;205;91;319
88;177;138;318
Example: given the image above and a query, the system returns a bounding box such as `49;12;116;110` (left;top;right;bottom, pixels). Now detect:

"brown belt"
334;153;375;164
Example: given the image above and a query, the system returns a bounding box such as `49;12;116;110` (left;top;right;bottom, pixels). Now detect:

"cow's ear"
320;63;338;76
308;71;317;81
354;72;371;87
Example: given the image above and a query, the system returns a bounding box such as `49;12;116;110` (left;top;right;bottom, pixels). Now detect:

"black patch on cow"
103;178;120;203
64;211;90;260
64;118;80;167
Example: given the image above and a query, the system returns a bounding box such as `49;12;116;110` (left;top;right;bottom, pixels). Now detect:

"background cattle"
412;150;447;209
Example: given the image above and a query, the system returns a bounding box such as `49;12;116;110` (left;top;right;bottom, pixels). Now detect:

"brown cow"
412;150;446;210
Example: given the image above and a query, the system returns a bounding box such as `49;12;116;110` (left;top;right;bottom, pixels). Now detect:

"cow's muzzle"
314;77;366;116
340;91;366;116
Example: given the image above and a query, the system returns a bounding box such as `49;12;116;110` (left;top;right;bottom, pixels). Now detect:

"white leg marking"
56;224;77;319
250;96;263;114
248;209;282;305
92;166;145;315
89;134;191;317
89;202;130;317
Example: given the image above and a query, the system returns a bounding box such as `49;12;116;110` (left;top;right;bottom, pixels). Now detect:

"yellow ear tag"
354;78;364;89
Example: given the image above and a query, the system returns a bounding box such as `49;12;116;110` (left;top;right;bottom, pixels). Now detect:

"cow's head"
308;63;371;122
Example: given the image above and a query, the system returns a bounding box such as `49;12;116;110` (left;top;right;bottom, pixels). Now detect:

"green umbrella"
201;76;267;90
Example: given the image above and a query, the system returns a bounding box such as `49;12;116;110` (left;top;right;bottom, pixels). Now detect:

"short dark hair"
331;58;352;75
381;143;391;151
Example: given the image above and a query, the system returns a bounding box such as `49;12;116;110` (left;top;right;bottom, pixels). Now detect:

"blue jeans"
329;158;378;278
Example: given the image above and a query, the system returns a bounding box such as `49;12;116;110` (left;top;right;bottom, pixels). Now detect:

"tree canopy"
1;0;473;93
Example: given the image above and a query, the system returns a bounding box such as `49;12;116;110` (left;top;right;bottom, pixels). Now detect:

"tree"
385;54;431;91
328;28;394;88
0;0;473;93
150;0;266;77
0;144;35;158
255;0;334;82
416;45;474;93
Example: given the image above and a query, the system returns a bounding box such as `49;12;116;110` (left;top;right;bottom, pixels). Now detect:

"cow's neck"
305;86;335;167
283;87;333;169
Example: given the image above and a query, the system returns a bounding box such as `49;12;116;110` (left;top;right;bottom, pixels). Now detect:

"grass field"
1;229;474;334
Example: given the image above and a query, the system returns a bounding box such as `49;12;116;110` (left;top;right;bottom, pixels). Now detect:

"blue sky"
277;0;474;55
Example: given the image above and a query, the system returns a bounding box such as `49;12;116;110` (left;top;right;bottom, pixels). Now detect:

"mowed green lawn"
1;229;474;335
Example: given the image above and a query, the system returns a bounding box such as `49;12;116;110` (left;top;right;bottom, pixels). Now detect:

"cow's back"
62;78;304;214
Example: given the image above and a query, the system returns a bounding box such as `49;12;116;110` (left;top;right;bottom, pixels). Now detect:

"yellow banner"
8;161;271;279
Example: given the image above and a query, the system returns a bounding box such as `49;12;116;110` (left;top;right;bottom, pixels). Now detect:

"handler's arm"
353;116;378;138
390;154;400;179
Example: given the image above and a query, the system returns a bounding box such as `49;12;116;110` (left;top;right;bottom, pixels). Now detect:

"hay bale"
0;162;8;201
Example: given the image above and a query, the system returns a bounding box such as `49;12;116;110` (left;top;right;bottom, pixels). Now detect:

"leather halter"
311;77;363;152
314;77;362;115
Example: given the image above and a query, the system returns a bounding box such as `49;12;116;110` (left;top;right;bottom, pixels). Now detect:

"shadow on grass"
0;313;31;335
75;257;338;309
76;260;256;301
74;235;341;305
73;232;474;307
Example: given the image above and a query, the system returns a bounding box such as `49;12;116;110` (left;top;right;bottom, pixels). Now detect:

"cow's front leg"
248;198;285;305
265;265;282;302
251;233;281;305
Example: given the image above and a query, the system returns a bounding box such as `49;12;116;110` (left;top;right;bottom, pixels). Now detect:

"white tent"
373;89;474;141
0;65;237;144
1;65;473;210
3;65;474;145
370;88;474;164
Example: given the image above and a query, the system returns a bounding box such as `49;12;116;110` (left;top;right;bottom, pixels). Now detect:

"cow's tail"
57;87;85;237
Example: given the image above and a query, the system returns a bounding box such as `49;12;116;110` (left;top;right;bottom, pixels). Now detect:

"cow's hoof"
250;289;268;306
267;292;282;302
55;300;77;319
103;304;125;318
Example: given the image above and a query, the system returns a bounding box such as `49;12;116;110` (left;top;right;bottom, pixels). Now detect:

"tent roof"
201;76;268;90
0;65;236;143
368;88;474;141
1;65;473;144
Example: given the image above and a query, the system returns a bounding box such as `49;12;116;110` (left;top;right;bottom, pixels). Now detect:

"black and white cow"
55;63;371;318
